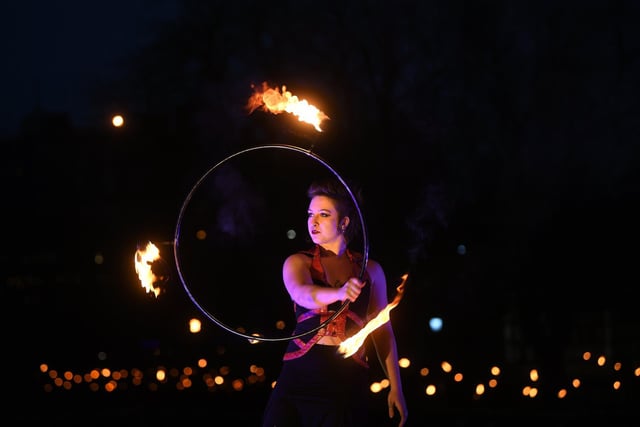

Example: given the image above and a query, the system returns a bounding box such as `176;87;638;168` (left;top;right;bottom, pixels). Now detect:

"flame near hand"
338;274;408;358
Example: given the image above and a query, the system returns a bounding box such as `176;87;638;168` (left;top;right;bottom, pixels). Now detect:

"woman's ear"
342;217;350;228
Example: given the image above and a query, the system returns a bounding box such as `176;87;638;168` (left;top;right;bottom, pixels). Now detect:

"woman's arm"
282;253;363;309
368;260;408;427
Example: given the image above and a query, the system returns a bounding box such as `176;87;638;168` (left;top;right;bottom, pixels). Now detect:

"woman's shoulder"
364;258;385;280
364;256;379;265
347;249;383;273
297;246;316;257
284;249;314;265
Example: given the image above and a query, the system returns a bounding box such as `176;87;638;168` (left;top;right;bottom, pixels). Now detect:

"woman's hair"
307;177;363;243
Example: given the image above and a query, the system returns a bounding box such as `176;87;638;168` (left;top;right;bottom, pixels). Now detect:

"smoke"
212;165;266;243
405;181;450;264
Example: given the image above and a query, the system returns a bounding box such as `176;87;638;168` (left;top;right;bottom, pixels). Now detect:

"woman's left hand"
388;388;408;426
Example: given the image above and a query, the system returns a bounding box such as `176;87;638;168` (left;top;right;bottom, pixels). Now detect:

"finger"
399;410;407;426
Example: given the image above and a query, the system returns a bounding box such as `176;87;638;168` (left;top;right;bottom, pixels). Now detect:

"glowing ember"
134;241;162;297
246;82;329;132
338;274;409;358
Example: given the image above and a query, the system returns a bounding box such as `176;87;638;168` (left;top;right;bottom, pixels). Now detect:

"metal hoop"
173;144;369;342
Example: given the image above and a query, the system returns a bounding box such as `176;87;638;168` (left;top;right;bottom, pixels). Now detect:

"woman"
261;178;408;427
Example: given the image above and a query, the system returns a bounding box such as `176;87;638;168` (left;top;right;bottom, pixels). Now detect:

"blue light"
429;317;443;332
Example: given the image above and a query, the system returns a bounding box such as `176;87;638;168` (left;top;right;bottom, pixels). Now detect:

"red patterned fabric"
283;245;369;368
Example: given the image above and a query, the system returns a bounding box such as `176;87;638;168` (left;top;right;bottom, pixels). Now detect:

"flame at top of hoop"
246;82;329;132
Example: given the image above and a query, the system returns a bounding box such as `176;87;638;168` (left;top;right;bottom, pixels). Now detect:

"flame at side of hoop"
134;241;168;297
338;274;408;358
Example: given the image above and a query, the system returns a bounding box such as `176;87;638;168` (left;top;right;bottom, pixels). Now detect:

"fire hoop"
173;144;369;342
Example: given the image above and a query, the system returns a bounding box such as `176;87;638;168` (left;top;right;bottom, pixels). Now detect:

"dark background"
3;0;639;425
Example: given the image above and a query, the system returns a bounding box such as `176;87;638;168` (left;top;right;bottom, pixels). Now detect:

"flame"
246;82;329;132
338;273;408;358
134;241;162;297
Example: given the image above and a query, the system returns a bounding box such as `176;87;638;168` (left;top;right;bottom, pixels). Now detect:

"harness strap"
284;306;369;367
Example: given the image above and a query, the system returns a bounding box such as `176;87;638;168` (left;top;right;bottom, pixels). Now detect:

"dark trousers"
261;344;371;427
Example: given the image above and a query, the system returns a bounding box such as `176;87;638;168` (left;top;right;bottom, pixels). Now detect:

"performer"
261;178;408;427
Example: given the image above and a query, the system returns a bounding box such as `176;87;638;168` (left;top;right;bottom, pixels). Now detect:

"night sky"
4;1;640;425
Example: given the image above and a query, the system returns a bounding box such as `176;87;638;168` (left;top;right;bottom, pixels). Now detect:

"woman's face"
307;195;343;245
